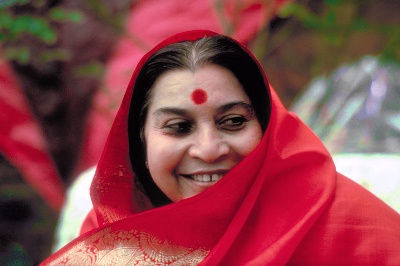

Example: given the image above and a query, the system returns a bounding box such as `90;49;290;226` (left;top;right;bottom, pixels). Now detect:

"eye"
218;115;247;131
164;120;193;135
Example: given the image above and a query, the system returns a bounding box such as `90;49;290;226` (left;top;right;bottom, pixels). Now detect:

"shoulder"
333;173;400;226
290;173;400;265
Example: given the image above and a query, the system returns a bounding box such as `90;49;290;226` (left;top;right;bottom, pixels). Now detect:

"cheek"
235;126;263;156
145;135;181;175
145;136;184;201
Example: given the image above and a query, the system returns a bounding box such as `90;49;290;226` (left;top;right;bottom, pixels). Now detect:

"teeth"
192;174;223;182
211;174;220;181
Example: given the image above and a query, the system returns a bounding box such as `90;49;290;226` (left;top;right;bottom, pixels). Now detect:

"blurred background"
1;0;399;264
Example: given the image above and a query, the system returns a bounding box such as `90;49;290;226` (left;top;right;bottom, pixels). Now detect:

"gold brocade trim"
48;228;209;265
98;206;128;224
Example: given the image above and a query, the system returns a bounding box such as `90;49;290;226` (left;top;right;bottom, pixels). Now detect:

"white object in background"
52;166;95;252
333;153;400;213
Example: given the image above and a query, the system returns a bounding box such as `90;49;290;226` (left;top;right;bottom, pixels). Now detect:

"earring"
145;161;149;169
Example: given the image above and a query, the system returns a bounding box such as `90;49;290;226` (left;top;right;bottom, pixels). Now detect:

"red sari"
41;30;400;265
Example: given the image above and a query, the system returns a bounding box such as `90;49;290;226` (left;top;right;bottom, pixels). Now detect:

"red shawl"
41;30;400;265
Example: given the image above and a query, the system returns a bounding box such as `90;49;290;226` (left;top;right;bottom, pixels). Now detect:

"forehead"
148;64;250;108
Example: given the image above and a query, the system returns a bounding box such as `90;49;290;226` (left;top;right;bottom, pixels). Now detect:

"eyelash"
163;115;249;136
218;115;249;131
164;121;193;135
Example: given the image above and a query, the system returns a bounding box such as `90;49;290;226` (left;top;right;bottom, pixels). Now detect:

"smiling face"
144;64;263;202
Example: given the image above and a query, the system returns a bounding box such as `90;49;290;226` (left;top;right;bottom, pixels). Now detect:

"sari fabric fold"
41;30;400;265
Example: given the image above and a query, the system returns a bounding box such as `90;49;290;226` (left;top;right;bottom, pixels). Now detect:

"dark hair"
128;35;270;206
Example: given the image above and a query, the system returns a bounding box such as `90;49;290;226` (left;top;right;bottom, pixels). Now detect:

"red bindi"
191;89;207;105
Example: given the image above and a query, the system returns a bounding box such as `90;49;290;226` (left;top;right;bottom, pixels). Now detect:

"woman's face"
144;64;263;202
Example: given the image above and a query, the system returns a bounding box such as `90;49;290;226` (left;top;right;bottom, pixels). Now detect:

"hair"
128;35;271;206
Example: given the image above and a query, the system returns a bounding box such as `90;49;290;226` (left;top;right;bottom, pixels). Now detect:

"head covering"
41;30;400;265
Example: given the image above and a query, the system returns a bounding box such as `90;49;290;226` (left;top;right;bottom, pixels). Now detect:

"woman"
41;30;400;265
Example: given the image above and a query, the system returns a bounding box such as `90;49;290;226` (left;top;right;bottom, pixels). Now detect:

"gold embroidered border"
48;227;209;265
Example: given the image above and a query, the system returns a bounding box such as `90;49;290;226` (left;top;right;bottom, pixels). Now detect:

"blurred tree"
1;0;130;182
251;0;400;106
0;1;130;263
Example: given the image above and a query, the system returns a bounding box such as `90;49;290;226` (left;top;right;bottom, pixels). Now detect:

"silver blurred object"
291;56;400;154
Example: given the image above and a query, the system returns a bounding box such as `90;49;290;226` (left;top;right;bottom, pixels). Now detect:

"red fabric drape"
41;30;400;265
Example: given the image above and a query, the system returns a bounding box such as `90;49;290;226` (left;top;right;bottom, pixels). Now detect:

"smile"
182;174;224;182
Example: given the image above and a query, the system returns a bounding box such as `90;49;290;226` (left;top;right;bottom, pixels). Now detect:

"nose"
188;126;230;162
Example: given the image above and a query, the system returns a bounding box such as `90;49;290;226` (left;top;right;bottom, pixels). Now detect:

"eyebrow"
153;107;189;117
152;101;254;117
217;101;254;114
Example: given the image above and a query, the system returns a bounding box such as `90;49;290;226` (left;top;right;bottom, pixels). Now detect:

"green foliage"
5;14;57;44
39;48;70;62
48;7;84;23
86;0;126;34
277;0;400;71
0;0;29;9
75;61;105;78
3;45;29;63
0;4;84;43
0;0;84;64
0;0;129;72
